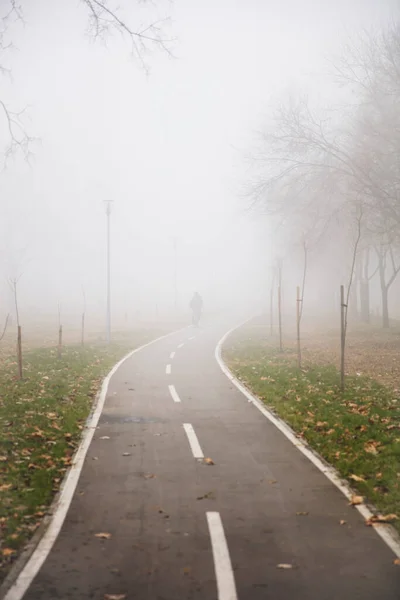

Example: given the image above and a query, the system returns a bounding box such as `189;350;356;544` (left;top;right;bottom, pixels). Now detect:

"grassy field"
224;318;400;533
0;328;168;583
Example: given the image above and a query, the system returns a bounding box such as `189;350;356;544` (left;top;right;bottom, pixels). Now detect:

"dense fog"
0;0;398;332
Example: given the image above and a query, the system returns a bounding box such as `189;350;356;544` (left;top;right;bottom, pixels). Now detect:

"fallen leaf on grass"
350;495;363;506
349;474;366;483
104;595;126;600
296;512;309;516
277;563;293;569
366;514;398;526
0;484;12;491
95;532;112;539
364;443;379;455
1;548;15;557
204;458;215;465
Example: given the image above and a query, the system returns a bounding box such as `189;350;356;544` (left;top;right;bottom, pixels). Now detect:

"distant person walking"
190;292;203;327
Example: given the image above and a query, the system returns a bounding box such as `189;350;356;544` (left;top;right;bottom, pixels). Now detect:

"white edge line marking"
168;384;181;403
215;319;400;559
177;343;184;349
3;327;188;600
183;423;204;458
170;351;176;359
166;364;171;375
206;512;238;600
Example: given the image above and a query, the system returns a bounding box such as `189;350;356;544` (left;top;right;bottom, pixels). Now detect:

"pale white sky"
0;0;397;323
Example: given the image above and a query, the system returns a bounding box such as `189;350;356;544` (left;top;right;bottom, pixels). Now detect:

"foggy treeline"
251;20;400;330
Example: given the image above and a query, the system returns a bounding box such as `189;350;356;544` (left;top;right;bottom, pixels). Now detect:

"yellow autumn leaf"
350;495;363;505
95;532;112;539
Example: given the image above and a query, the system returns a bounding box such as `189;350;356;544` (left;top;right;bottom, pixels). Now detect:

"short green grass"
0;331;160;582
225;327;400;532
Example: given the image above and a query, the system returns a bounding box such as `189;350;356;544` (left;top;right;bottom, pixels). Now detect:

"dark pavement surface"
21;320;400;599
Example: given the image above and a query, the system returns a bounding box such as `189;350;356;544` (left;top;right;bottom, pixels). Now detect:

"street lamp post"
105;200;113;344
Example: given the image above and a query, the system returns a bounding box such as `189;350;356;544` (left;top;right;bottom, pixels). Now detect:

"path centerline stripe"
166;364;171;375
183;423;204;458
168;384;181;403
206;512;238;600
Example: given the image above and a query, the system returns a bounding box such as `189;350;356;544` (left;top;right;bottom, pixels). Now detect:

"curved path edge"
215;320;400;560
1;327;186;600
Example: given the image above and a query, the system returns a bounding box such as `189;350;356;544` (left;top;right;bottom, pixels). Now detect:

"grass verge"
0;331;162;582
224;321;400;533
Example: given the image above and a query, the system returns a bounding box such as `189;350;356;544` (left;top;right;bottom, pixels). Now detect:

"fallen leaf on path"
204;458;214;465
104;595;126;600
394;558;400;566
122;453;131;457
144;474;156;479
183;567;191;575
268;479;277;484
339;520;346;525
296;512;309;516
100;436;110;440
197;492;214;500
365;514;398;526
95;532;112;539
277;563;293;569
349;474;366;483
350;495;363;506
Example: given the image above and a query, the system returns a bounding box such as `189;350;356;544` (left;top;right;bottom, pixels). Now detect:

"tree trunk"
381;287;389;328
378;255;390;328
360;279;370;323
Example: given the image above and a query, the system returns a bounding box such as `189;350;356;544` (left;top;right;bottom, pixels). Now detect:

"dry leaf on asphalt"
365;514;398;526
95;532;112;539
277;563;293;569
268;479;278;484
296;512;309;516
197;492;214;500
394;558;400;566
339;520;346;525
144;474;156;479
122;453;131;457
104;595;127;600
349;474;366;483
349;495;363;506
204;458;215;465
100;436;110;440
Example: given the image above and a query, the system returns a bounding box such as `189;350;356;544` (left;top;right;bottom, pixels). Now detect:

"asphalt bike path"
8;320;400;599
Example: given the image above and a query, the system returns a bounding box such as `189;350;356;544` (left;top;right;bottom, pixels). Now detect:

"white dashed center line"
207;512;238;600
168;384;181;403
177;343;184;349
183;423;204;458
188;336;195;340
170;351;176;359
166;364;171;375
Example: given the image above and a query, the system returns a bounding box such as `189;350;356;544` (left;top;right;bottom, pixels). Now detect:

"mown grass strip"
225;326;400;533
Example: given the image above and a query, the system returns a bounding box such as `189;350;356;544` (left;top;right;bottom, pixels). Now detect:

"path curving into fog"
6;319;400;600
